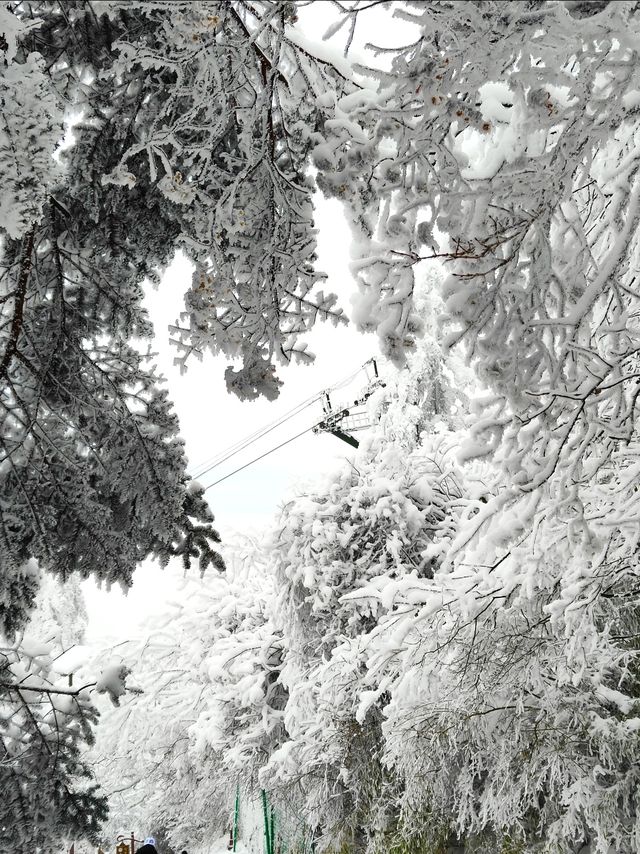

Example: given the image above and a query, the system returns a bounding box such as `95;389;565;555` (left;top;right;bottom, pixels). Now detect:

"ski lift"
313;359;385;448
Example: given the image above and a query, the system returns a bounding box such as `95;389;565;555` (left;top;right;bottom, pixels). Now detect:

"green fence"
233;786;314;854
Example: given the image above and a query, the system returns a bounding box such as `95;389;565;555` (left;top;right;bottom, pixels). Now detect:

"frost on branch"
0;3;223;610
88;537;279;850
224;353;284;402
101;1;350;398
256;342;469;851
318;0;640;499
95;663;136;707
0;22;61;239
0;635;107;851
358;498;640;853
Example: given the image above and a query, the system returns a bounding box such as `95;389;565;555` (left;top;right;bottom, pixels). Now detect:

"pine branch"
0;226;35;382
0;680;97;696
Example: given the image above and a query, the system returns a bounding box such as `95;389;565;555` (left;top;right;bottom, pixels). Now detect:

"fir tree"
0;631;108;852
1;4;222;845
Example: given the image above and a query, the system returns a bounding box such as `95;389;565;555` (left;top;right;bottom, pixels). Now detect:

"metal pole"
261;789;271;854
270;806;275;854
233;784;240;852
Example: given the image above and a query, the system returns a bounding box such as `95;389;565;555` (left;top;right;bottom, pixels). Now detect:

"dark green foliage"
0;4;225;847
1;2;222;630
0;644;109;852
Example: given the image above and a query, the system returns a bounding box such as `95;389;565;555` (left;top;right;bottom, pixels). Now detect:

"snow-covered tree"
2;1;223;622
3;2;640;851
86;535;280;851
85;330;469;850
29;573;88;652
309;6;640;849
0;572;141;851
351;512;640;853
0;5;60;239
96;0;351;400
0;627;108;852
257;323;470;852
1;5;222;844
318;0;640;500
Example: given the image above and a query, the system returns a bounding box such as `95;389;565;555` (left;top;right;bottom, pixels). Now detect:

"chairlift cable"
191;365;365;478
200;359;381;489
189;361;372;479
190;394;319;476
190;393;319;478
202;424;318;492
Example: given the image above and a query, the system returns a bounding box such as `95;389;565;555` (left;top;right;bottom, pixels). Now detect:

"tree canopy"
2;1;640;852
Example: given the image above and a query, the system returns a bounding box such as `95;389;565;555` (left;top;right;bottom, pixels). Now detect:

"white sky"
82;2;421;644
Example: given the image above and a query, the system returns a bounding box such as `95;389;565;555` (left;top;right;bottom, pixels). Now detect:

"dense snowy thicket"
92;280;640;853
2;0;640;852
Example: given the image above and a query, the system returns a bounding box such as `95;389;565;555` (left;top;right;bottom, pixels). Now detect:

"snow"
19;637;51;659
477;81;514;124
95;663;131;706
284;22;355;83
8;3;640;852
51;645;91;675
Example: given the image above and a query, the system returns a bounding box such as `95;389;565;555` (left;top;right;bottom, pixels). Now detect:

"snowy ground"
188;838;254;854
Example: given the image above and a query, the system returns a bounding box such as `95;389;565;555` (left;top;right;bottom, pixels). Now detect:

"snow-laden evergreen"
102;0;350;401
2;2;640;852
1;574;106;851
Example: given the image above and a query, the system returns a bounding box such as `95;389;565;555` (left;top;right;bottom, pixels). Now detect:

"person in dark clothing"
136;842;158;854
